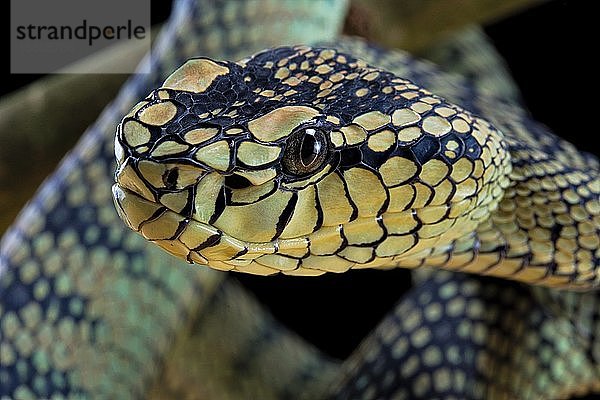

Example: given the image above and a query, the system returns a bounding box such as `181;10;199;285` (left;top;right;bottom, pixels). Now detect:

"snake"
1;0;599;399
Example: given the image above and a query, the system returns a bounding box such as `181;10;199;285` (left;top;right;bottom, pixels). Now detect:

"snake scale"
1;0;599;399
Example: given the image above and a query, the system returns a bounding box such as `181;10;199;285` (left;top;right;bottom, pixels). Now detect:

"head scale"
112;45;510;276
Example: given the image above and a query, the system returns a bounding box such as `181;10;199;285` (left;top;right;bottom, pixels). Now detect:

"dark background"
2;0;597;394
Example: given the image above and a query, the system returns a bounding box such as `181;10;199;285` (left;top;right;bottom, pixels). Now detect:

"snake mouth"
111;183;308;274
111;153;323;274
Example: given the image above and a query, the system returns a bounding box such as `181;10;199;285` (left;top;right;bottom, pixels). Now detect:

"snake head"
112;46;510;275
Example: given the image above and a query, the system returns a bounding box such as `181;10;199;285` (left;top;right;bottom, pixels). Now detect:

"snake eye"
282;127;330;176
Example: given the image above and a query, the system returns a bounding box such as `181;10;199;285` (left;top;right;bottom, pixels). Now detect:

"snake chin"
113;182;243;267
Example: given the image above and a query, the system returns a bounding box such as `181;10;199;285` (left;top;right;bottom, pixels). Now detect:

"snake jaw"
112;183;247;268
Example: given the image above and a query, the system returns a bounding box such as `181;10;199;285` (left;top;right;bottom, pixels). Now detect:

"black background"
2;0;597;396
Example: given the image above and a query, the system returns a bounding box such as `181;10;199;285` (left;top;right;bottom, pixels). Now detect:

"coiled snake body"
1;0;599;399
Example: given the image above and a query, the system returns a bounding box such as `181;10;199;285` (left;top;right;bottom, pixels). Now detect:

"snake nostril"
162;168;179;189
225;174;253;189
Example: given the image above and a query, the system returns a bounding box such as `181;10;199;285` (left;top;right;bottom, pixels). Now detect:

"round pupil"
300;128;321;167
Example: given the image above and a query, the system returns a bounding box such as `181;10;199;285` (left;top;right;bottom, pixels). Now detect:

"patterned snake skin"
2;0;599;399
113;43;597;287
